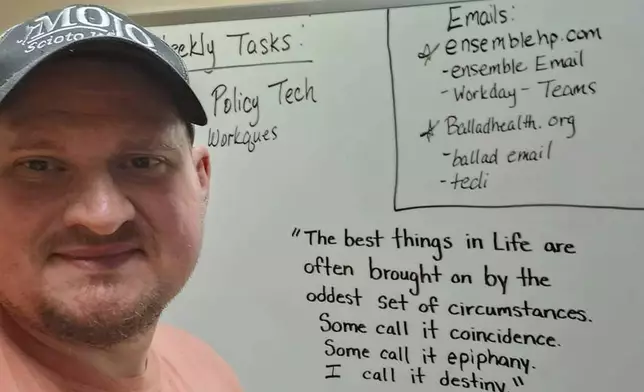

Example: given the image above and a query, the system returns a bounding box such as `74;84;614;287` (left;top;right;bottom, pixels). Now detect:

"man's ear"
192;145;211;202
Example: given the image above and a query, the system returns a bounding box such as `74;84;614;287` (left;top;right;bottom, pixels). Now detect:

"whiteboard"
147;0;644;391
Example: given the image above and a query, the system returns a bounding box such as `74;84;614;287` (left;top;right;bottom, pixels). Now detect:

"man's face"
0;56;210;347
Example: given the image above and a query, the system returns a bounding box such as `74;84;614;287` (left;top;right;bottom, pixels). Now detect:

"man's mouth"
51;243;141;270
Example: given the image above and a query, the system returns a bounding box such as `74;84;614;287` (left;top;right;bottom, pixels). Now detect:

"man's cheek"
0;246;21;272
0;253;36;305
159;195;200;236
158;218;201;276
165;222;200;260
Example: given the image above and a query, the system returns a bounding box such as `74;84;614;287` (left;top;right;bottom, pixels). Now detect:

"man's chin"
36;289;169;348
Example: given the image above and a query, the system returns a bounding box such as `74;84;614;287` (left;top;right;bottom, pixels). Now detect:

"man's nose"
63;174;135;235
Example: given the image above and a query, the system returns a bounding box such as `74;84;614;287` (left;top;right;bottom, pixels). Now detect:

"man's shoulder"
152;323;243;391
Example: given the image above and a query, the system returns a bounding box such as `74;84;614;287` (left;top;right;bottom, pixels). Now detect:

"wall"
0;0;272;30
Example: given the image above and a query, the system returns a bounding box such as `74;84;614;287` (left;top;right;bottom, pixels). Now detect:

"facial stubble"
33;274;179;349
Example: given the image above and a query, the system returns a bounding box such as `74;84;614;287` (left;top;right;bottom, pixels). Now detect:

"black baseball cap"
0;4;207;126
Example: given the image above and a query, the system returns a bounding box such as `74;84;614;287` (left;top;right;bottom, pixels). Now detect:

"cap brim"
0;36;208;126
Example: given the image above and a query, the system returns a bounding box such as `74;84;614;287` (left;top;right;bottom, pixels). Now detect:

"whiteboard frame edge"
132;0;484;27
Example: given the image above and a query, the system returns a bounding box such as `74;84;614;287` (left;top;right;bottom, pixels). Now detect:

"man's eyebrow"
8;139;63;152
7;138;182;153
118;140;183;151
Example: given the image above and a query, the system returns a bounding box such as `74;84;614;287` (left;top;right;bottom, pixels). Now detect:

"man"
0;5;242;392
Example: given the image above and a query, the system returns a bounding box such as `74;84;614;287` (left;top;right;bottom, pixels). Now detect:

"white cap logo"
19;5;156;54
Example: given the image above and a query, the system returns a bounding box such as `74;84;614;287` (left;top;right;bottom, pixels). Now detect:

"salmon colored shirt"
0;310;243;392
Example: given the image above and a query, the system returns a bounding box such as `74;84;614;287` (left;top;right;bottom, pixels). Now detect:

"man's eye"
26;160;50;171
123;156;165;171
17;158;63;172
132;157;155;168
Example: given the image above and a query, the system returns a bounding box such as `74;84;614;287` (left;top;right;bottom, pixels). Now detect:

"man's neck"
0;306;157;380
